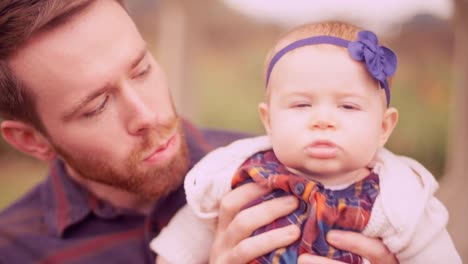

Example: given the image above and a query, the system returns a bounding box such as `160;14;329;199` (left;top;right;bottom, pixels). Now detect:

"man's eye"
83;95;109;118
134;64;151;79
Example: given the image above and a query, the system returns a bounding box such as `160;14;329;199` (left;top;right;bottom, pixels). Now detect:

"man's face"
8;0;189;199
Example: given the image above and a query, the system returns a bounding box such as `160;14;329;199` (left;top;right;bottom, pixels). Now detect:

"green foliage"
0;156;47;209
194;49;266;134
387;60;451;178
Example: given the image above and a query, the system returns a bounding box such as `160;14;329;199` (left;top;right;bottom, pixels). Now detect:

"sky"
222;0;453;34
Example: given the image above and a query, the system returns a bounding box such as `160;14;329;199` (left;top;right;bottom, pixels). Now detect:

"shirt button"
294;183;305;196
299;200;308;213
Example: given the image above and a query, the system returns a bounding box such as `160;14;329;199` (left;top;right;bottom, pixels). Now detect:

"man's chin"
129;132;190;200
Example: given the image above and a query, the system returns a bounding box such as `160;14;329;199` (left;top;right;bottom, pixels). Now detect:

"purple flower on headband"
348;31;397;105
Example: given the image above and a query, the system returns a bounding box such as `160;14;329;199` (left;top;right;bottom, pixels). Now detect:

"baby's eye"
293;103;311;108
339;104;359;110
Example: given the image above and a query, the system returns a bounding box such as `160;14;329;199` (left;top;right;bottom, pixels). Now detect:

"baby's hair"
263;21;393;99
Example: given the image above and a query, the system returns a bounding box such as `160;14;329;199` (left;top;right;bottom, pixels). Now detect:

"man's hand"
209;183;300;263
297;230;398;264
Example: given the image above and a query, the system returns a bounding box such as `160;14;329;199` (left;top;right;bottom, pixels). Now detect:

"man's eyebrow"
61;46;148;121
62;85;112;121
130;46;148;71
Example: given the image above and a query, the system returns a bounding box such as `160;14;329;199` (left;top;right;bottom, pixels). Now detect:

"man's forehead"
10;0;137;76
39;0;96;34
8;0;142;112
38;0;127;33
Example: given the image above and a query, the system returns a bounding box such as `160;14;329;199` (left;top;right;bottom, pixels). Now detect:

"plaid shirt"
232;150;380;264
0;121;246;264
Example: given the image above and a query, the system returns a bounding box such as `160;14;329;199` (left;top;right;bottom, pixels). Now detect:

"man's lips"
143;134;178;163
305;140;338;159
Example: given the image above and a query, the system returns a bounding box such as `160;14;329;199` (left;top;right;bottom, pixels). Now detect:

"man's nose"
123;89;158;136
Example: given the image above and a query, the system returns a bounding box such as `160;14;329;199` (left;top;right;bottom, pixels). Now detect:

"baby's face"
260;45;397;184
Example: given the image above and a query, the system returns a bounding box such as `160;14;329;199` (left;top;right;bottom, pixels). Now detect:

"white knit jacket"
150;136;461;264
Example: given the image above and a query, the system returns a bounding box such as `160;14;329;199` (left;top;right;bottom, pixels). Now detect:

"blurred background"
0;0;466;260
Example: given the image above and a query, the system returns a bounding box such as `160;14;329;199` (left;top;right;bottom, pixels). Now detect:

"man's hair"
0;0;125;132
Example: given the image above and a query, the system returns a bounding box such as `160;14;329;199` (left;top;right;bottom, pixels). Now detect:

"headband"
265;30;397;107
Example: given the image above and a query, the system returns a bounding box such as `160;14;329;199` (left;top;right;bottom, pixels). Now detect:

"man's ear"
379;107;399;147
258;102;272;135
1;120;56;161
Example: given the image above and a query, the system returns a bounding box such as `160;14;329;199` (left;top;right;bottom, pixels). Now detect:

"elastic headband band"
265;31;397;107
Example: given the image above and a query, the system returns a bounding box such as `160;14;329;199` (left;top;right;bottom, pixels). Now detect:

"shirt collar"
42;159;95;237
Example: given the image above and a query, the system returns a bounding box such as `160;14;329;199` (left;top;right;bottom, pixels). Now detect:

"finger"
298;254;345;264
223;195;299;245
327;230;397;263
217;183;272;230
230;225;301;264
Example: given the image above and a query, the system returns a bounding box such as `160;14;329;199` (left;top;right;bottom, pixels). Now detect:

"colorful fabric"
231;150;380;264
0;121;247;264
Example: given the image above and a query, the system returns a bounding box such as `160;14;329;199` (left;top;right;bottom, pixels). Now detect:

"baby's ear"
1;120;56;161
258;102;271;135
380;107;399;147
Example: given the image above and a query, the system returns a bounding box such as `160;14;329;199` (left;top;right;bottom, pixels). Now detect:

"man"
0;0;397;263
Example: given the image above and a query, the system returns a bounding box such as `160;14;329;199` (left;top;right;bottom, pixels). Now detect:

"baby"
151;21;461;264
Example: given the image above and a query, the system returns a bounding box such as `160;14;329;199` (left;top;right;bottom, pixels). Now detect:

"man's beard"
54;118;190;200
